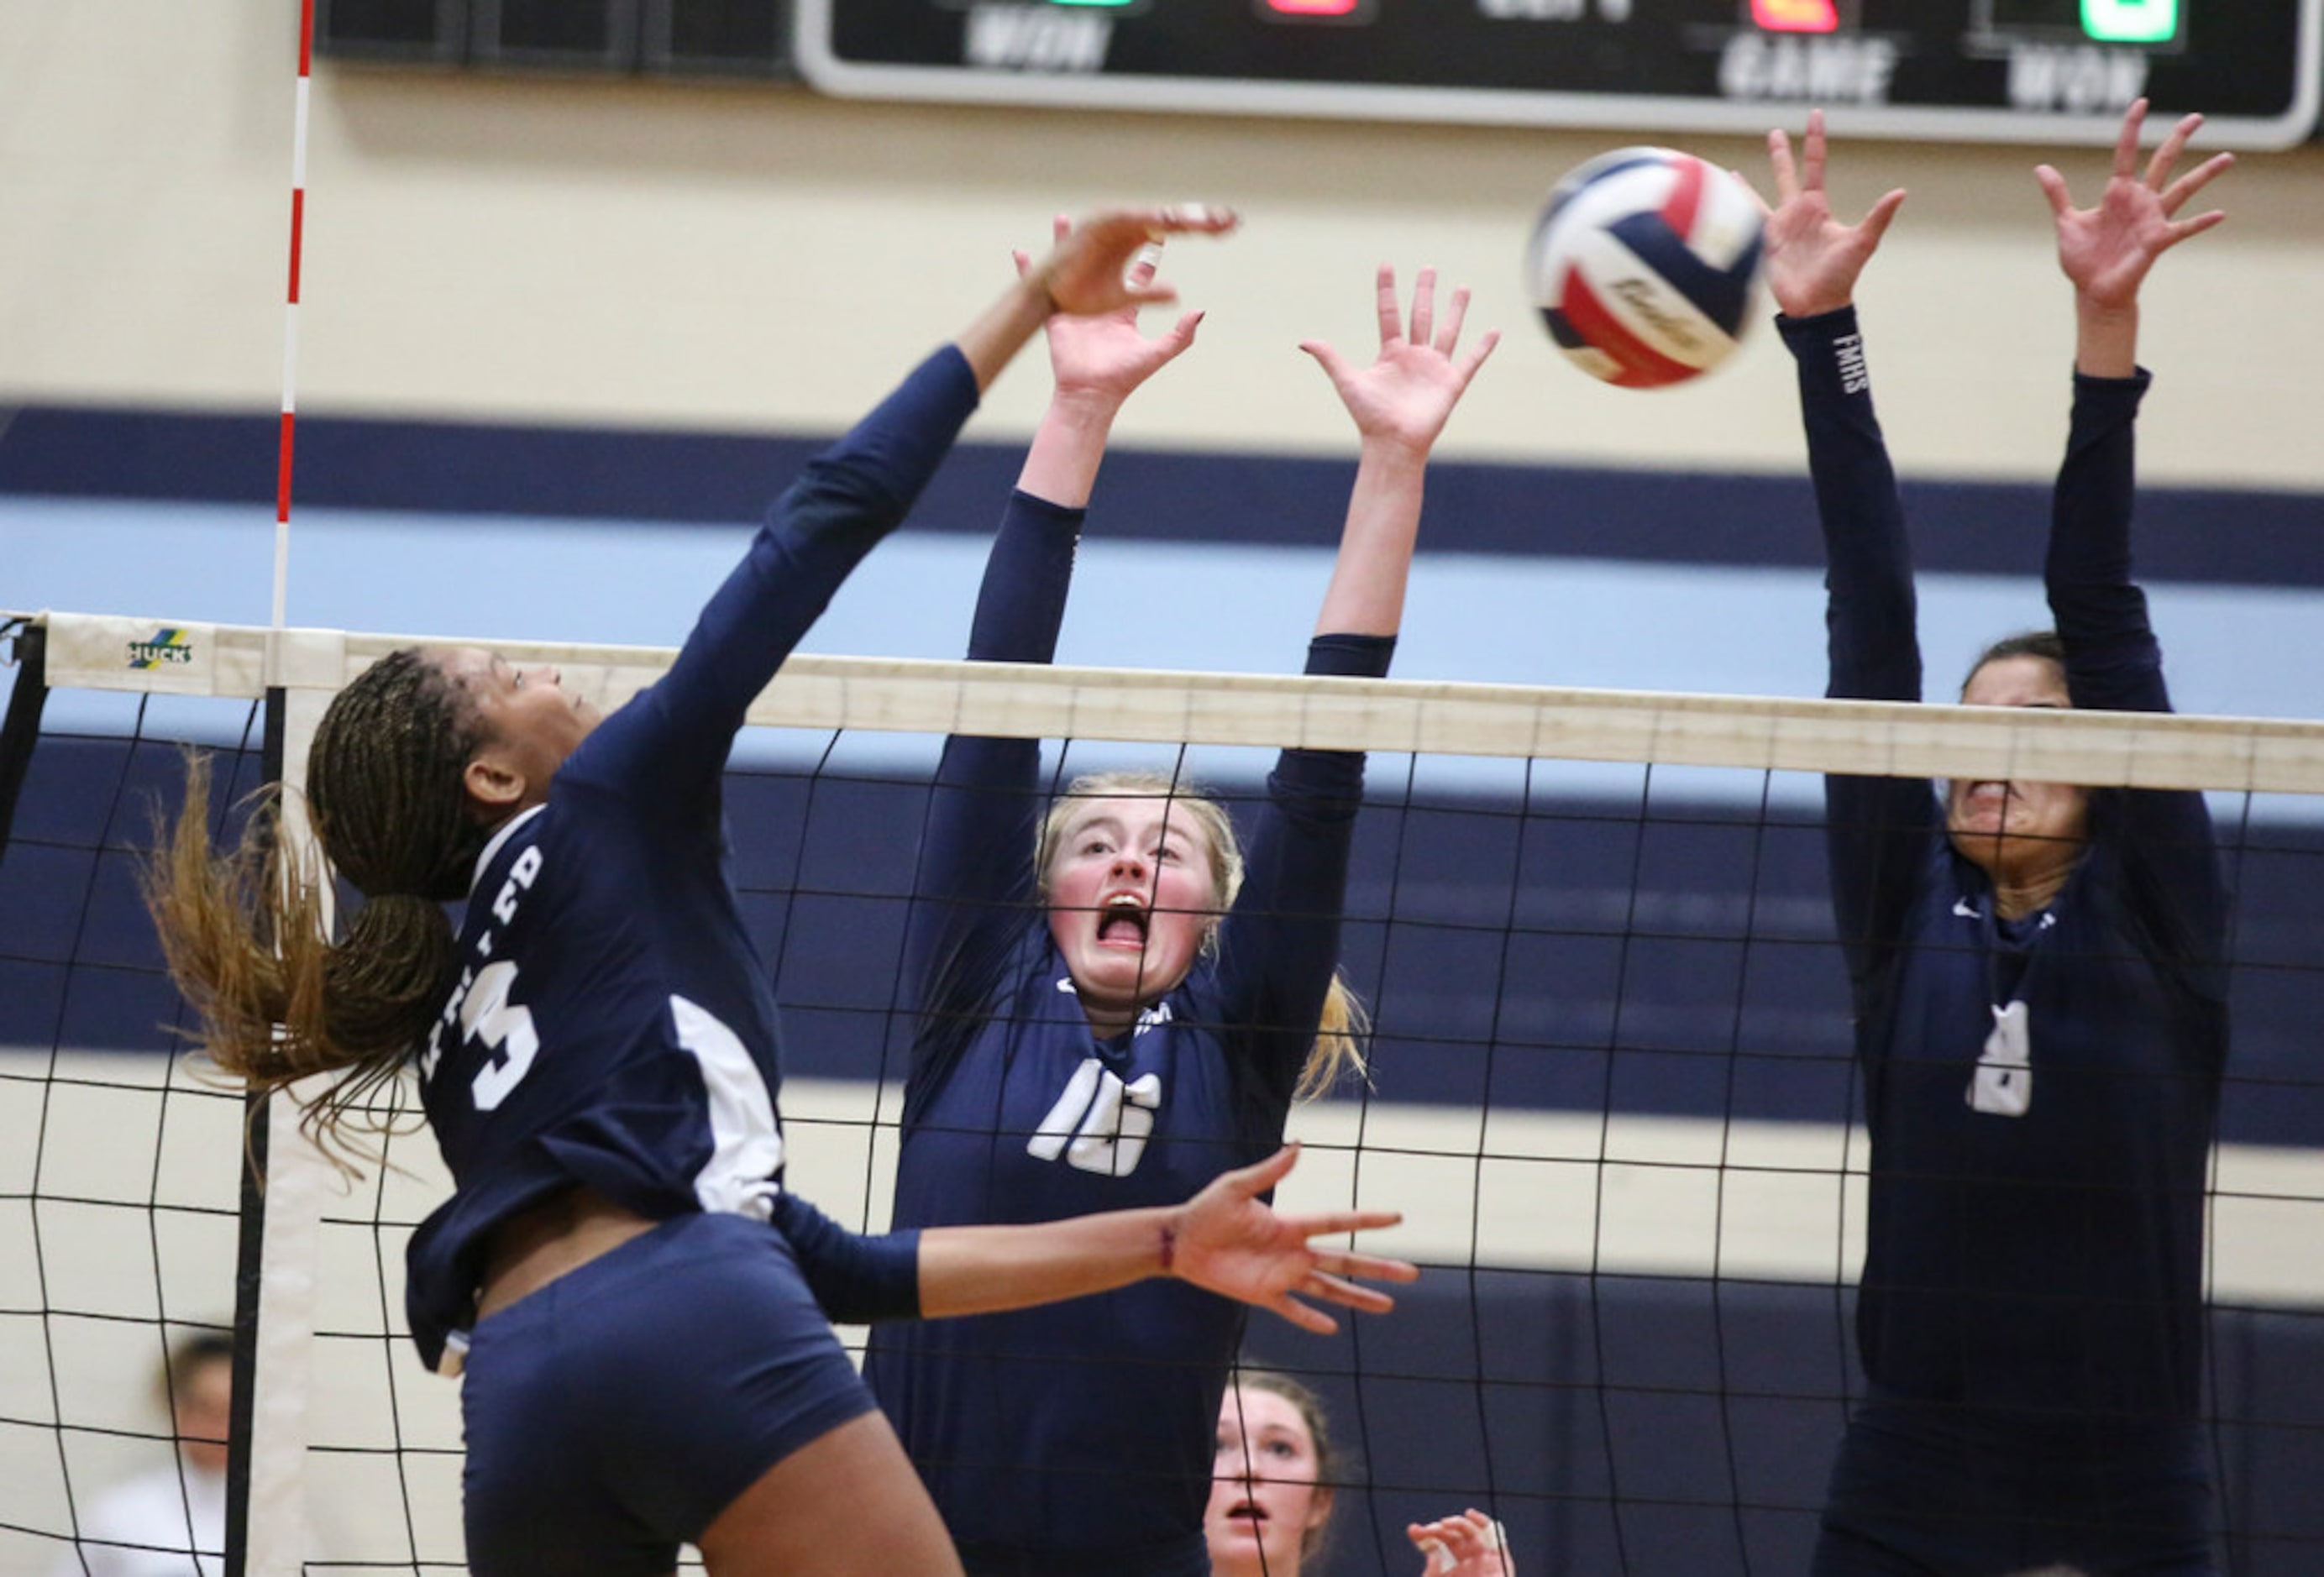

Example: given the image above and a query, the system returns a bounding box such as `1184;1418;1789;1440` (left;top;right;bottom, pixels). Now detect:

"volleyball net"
6;607;2324;1575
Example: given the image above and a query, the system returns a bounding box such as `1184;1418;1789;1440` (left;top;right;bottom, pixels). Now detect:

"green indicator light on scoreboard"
2082;0;2179;44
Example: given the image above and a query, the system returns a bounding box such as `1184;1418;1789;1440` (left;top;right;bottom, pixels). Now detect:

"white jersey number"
1027;1057;1162;1177
1965;999;2033;1118
463;961;540;1112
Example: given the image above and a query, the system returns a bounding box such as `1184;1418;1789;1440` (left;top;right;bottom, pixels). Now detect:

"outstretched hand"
1018;213;1204;406
1302;265;1498;458
1757;109;1907;320
2037;97;2230;314
960;203;1237;392
1409;1510;1516;1577
1028;204;1241;319
1168;1143;1417;1334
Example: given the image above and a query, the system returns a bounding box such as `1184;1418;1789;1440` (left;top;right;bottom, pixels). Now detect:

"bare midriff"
475;1186;658;1321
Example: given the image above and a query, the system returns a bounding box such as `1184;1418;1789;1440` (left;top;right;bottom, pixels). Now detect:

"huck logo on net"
127;628;196;668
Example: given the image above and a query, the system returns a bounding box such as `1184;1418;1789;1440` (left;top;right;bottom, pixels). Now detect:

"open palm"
1758;110;1906;320
2038;99;2231;312
1303;265;1498;458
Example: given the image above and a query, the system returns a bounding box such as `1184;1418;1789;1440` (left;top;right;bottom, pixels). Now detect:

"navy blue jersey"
402;348;979;1375
864;490;1387;1573
1785;307;2230;1424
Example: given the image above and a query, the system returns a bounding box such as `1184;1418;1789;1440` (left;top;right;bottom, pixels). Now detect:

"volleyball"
1526;146;1766;389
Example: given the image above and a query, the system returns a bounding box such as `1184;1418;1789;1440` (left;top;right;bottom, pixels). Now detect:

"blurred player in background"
51;1329;231;1577
1206;1368;1514;1577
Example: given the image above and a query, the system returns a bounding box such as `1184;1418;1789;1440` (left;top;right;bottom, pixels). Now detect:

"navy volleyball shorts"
459;1209;879;1577
1811;1390;2215;1576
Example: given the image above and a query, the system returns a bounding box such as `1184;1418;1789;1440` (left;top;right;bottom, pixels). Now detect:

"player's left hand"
1167;1143;1417;1333
1019;213;1205;407
2038;97;2231;312
1302;265;1498;460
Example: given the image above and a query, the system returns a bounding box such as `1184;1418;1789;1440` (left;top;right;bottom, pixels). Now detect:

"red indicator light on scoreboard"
1751;0;1839;31
1259;0;1367;17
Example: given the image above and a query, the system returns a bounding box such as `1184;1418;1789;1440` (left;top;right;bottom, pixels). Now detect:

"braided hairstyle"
145;649;493;1159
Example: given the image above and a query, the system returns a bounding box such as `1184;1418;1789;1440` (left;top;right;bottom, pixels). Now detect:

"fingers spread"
1235;1140;1300;1193
2033;164;2072;217
1304;1272;1396;1313
1433;280;1471;354
1268;1293;1338;1336
1859;186;1907;245
1372;262;1403;343
1767;128;1799;204
1311;1247;1419;1284
2160;149;2234;215
2112;95;2148;179
1287;1208;1403;1239
2146;109;2203;189
1407;265;1439;345
1457;328;1503;385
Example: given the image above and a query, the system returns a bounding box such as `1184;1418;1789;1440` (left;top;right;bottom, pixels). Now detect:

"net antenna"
228;5;337;1574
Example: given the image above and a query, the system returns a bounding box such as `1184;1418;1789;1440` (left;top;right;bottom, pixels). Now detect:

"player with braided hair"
145;207;1418;1577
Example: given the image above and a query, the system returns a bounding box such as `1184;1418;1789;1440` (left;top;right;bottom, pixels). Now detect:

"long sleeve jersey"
403;348;983;1374
1784;306;2229;1424
864;490;1386;1574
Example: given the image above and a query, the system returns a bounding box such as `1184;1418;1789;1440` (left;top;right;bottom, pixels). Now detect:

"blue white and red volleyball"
1526;147;1766;389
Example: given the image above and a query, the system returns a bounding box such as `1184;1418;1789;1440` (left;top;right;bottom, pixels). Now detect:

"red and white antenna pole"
272;0;313;631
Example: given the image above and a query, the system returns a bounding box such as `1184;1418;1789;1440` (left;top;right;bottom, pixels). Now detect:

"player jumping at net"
860;241;1496;1575
1762;102;2234;1574
143;207;1424;1577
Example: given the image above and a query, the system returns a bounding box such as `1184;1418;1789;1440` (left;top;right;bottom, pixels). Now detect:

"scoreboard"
792;0;2321;148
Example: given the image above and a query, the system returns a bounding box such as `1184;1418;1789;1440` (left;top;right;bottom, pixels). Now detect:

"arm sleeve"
901;490;1083;1089
1779;307;1938;990
2047;369;2227;972
1216;632;1393;1101
769;1191;924;1324
564;347;983;804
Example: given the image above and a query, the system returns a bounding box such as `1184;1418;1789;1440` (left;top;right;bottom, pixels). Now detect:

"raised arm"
1016;217;1206;511
2040;99;2229;384
1761;114;1931;983
1299;265;1498;638
1220;268;1497;1089
1763;110;1912;706
2037;97;2227;704
959;221;1209;670
904;221;1219;1087
575;205;1238;806
2036;101;2230;956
